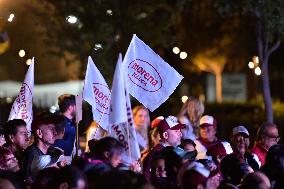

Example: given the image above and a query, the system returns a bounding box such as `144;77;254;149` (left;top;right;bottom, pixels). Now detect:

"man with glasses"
23;112;58;184
252;122;280;167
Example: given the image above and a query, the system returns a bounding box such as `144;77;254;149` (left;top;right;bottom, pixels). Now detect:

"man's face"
165;129;182;147
262;127;279;149
11;126;29;150
5;153;20;172
40;124;57;145
231;133;249;155
200;125;216;142
134;109;149;128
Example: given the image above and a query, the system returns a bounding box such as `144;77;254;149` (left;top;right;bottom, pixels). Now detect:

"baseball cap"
157;116;185;136
151;116;164;128
232;126;249;137
199;115;217;127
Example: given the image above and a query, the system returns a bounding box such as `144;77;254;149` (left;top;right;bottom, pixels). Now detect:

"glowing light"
94;43;103;51
6;97;13;103
8;13;14;22
248;61;254;69
180;52;187;59
66;15;78;24
181;96;188;103
49;105;57;113
172;47;180;54
26;59;32;65
106;9;113;16
254;67;261;75
254;56;259;64
19;50;25;57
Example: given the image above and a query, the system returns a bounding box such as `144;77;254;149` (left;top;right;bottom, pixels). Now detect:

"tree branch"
268;37;281;57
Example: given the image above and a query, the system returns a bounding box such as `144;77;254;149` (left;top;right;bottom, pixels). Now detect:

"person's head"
149;127;161;148
257;122;279;150
240;172;270;189
92;137;123;168
0;172;24;189
31;112;57;146
133;105;150;128
199;115;217;142
231;126;250;156
53;114;65;140
207;141;233;165
3;119;29;150
55;166;87;189
179;139;196;152
0;147;20;172
178;96;205;125
262;144;284;180
220;153;253;186
157;116;184;147
32;167;59;189
181;162;210;189
58;94;76;117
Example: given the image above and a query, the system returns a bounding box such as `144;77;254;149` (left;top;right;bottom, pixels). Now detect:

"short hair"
31;112;57;138
58;94;75;113
257;122;277;141
3;119;26;144
53;114;65;134
240;172;270;189
179;139;196;149
91;137;123;161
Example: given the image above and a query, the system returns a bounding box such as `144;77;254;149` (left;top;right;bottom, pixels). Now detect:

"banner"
82;56;110;130
123;35;184;111
9;58;35;133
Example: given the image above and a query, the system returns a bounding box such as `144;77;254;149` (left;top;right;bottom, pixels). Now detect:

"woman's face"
110;151;122;168
134;109;149;128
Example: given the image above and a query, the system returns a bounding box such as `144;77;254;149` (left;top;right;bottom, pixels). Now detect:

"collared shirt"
251;143;268;167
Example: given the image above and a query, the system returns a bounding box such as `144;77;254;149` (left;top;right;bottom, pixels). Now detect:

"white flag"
9;58;35;133
82;56;110;130
123;35;184;111
110;53;140;165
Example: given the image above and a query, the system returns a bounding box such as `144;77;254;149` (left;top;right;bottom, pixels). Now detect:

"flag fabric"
82;56;110;130
123;34;184;111
8;58;35;133
110;53;140;165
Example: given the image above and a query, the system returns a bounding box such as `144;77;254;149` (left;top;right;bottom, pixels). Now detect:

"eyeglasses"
265;134;280;141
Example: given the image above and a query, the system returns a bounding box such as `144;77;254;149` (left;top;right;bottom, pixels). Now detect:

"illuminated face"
164;129;182;147
231;133;249;155
134;109;149;128
263;127;279;149
11;126;29;150
40;124;57;145
200;125;216;142
110;151;122;168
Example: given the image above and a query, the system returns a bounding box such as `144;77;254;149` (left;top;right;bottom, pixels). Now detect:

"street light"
7;13;14;22
254;67;261;76
172;47;180;54
248;56;261;76
66;15;78;24
19;50;25;57
180;51;187;59
181;95;188;103
26;59;32;65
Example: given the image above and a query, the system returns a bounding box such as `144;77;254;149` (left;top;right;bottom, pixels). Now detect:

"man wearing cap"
194;115;221;160
230;125;260;170
251;122;279;167
23;112;58;184
142;116;184;181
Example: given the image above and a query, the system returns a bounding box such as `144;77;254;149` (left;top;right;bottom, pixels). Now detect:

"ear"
162;132;168;140
59;182;68;189
103;151;110;159
9;134;14;143
36;129;43;139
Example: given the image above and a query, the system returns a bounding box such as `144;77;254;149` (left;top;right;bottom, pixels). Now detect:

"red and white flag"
110;54;140;164
9;58;35;133
123;35;184;111
82;56;110;130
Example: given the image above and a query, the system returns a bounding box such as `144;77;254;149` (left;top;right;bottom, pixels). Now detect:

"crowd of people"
0;94;283;189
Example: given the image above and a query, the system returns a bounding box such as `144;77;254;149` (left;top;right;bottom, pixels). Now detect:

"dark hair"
3;119;26;144
0;147;13;169
31;112;57;141
220;153;250;186
54;166;87;189
53;114;65;134
182;169;207;189
179;139;196;149
58;94;75;113
0;171;25;189
240;172;270;189
32;167;59;189
92;137;123;161
262;144;284;181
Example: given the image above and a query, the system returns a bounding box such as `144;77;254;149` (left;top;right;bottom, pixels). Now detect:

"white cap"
221;141;233;155
232;126;249;136
165;116;181;128
200;115;216;127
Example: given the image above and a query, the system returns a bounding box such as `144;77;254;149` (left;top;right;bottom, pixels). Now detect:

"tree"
215;0;284;122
